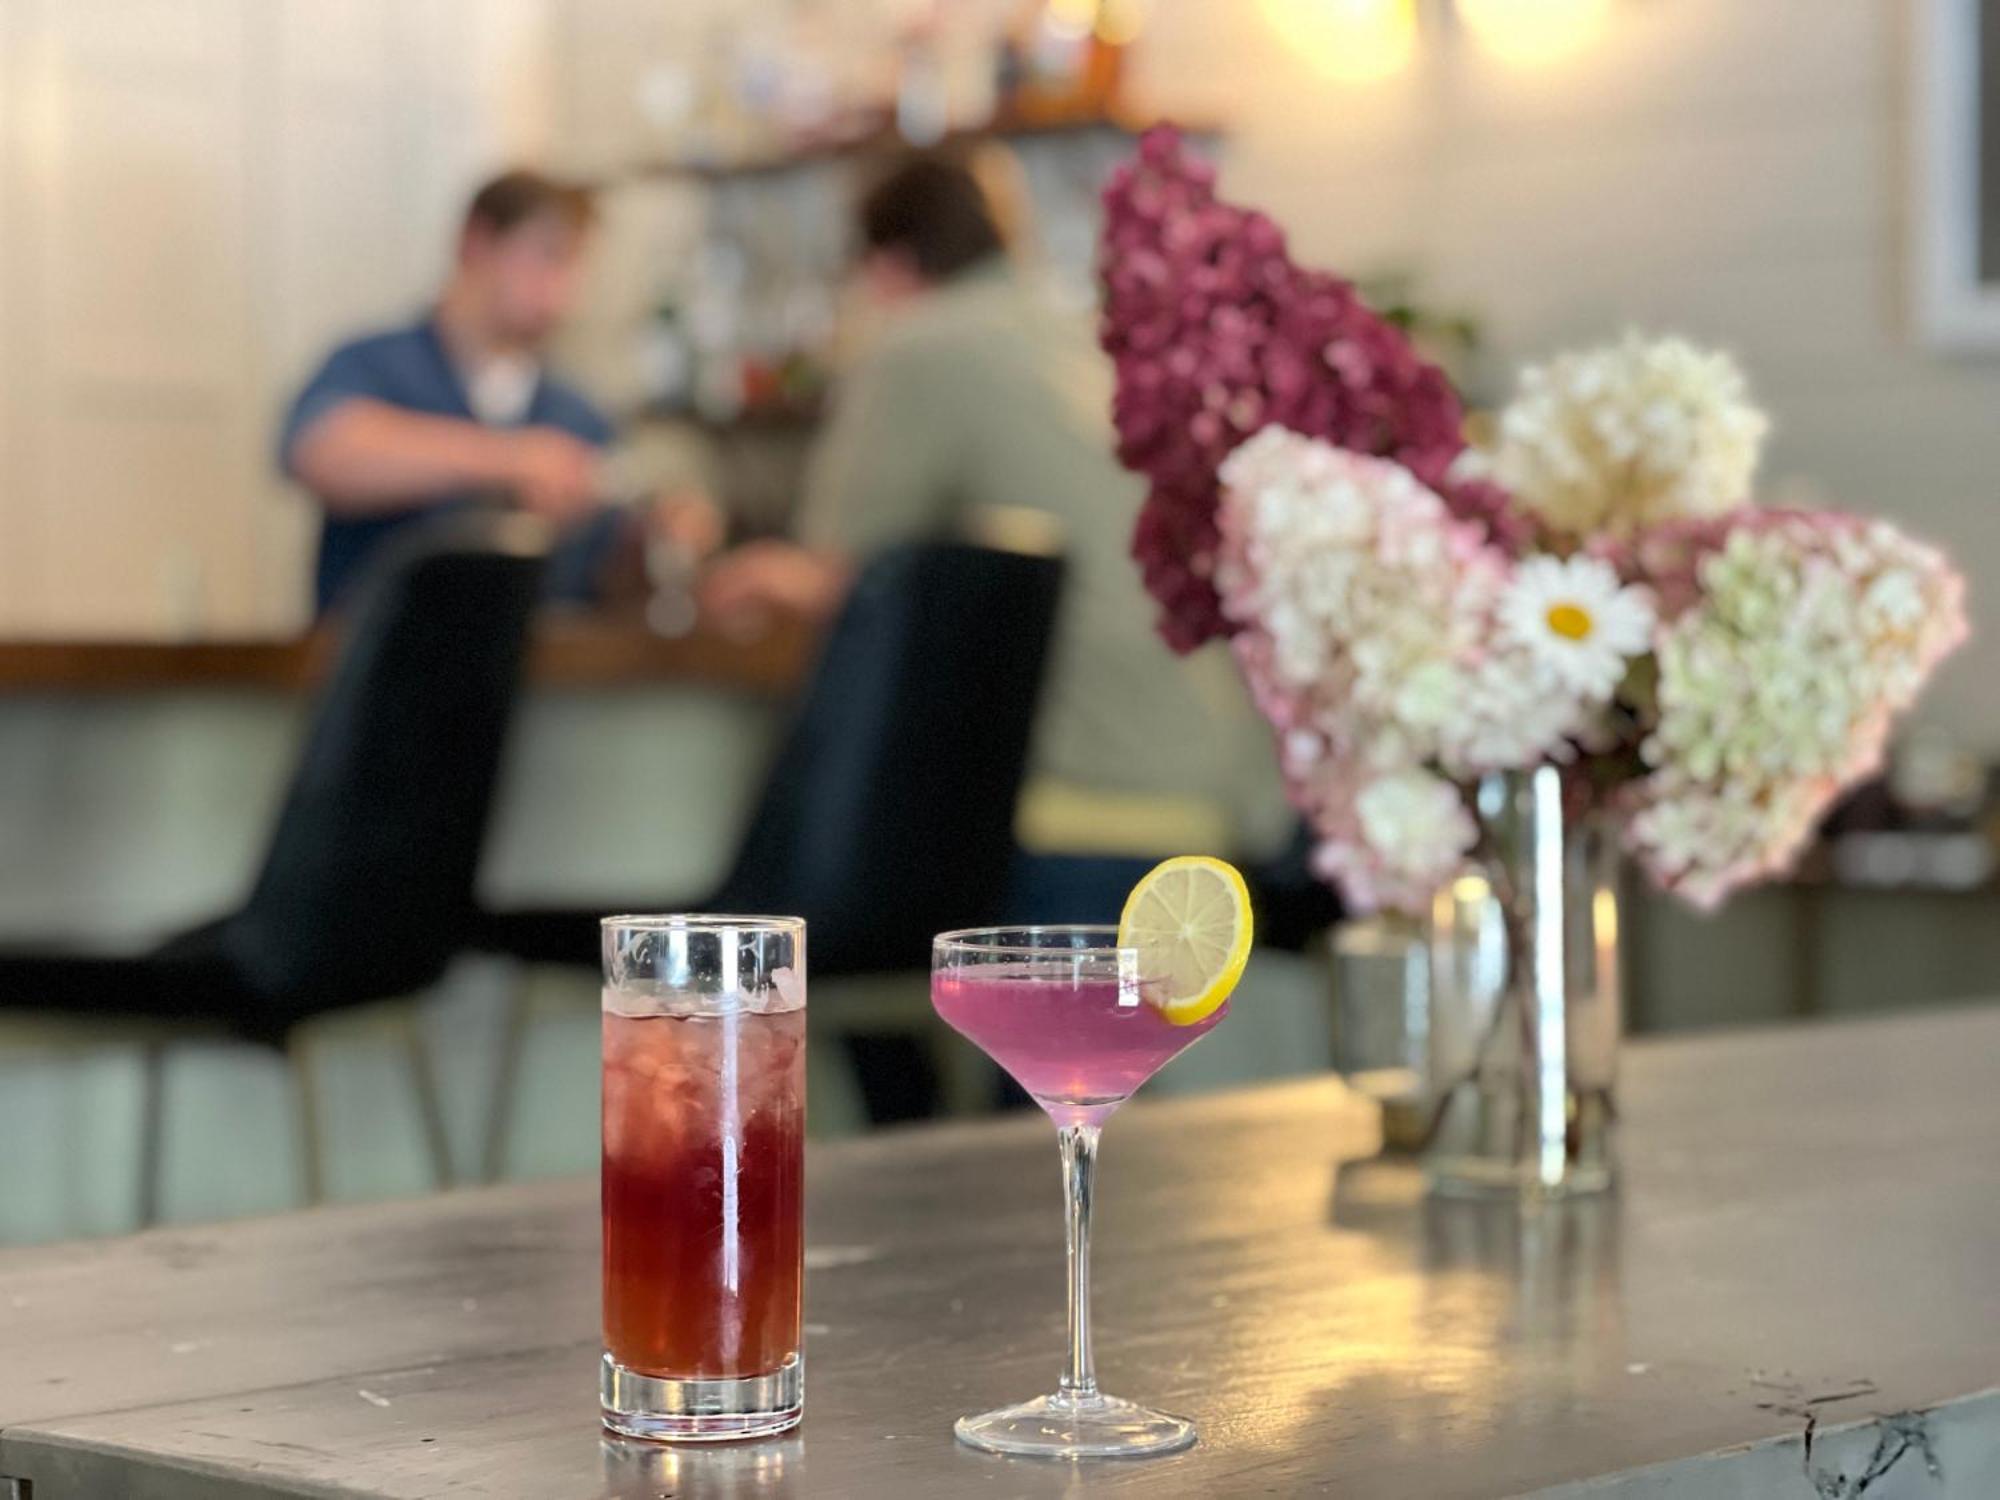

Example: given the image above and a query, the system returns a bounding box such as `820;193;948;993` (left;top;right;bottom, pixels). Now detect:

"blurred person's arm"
288;399;601;524
278;339;603;522
699;342;954;626
698;539;852;624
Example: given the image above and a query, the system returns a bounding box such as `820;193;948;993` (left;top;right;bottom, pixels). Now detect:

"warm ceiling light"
1455;0;1611;65
1259;0;1420;83
1045;0;1098;40
1094;0;1149;47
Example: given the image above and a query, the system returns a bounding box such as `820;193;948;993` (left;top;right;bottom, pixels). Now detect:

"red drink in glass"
602;1007;805;1377
600;915;806;1442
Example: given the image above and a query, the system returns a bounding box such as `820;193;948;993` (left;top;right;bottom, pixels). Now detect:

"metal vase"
1422;766;1622;1199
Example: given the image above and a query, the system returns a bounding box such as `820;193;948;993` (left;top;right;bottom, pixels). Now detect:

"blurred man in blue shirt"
279;170;622;612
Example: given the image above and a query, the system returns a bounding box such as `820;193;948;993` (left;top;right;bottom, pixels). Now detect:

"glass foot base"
600;1353;802;1442
954;1391;1196;1460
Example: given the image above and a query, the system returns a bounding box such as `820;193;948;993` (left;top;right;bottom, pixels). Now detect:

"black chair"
476;538;1066;1140
0;515;549;1216
1245;822;1345;952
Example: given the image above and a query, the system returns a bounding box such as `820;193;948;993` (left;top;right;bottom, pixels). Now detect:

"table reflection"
601;1433;801;1497
1293;1148;1628;1439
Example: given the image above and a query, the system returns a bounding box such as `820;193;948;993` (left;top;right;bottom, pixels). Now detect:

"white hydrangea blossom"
1354;770;1477;893
1214;428;1628;910
1629;517;1968;907
1217;429;1497;756
1217;428;1608;779
1445;655;1609;770
1208;426;1964;918
1491;333;1769;538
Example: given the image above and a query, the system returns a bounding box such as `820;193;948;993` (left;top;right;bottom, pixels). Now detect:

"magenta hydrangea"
1588;511;1744;621
1099;126;1515;650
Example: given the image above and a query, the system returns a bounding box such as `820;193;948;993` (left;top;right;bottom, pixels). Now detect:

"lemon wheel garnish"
1117;856;1254;1026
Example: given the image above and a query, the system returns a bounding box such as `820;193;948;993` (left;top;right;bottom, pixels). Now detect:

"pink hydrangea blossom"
1589;512;1742;621
1099;127;1522;650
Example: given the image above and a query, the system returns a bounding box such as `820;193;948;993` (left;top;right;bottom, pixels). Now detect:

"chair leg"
289;1029;326;1207
400;1009;455;1191
481;971;532;1184
135;1041;169;1229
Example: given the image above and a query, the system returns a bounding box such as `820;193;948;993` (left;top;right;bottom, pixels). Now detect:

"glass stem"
1057;1122;1101;1403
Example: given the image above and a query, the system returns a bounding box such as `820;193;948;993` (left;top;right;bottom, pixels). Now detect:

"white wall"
0;0;555;637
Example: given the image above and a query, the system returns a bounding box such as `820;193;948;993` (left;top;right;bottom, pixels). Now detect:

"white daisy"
1499;555;1655;700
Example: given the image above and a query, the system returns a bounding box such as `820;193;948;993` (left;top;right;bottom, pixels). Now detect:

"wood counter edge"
0;617;816;697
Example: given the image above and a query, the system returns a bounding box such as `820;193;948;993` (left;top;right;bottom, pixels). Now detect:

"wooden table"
4;1008;2000;1498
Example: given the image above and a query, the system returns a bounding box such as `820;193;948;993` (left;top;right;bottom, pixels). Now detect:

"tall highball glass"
600;915;806;1441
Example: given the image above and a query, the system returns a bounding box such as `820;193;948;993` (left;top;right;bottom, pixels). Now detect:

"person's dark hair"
858;155;1006;282
463;169;598;238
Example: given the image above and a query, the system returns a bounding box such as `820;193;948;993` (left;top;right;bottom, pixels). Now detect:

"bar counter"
0;614;818;696
0;617;816;950
4;1006;1998;1498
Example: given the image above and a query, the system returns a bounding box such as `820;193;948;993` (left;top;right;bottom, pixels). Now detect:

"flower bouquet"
1098;130;1969;1195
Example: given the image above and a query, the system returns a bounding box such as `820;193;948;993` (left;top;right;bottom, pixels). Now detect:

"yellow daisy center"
1546;601;1595;641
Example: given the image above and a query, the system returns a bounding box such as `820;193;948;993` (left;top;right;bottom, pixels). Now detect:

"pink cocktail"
932;962;1224;1127
931;926;1226;1460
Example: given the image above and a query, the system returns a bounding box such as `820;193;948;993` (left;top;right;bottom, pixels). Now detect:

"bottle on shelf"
895;6;950;146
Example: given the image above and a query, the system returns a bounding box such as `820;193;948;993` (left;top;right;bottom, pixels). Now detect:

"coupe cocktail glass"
931;925;1227;1459
601;915;806;1442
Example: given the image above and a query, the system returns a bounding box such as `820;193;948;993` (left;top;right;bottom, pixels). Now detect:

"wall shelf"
625;111;1224;184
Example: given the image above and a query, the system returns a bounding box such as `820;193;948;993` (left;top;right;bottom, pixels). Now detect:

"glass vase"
1423;766;1621;1199
1329;913;1434;1152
